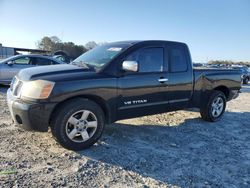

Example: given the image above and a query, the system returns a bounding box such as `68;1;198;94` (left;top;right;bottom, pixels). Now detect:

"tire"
200;91;226;122
51;98;105;151
243;77;249;84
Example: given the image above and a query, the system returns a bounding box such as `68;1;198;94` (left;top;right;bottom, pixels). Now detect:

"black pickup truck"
7;40;241;150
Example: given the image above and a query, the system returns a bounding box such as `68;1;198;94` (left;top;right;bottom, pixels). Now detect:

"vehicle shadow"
77;111;250;187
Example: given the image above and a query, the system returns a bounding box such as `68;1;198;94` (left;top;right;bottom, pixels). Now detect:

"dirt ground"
0;85;250;187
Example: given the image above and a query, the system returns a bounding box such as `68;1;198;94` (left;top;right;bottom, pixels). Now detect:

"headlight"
21;80;55;99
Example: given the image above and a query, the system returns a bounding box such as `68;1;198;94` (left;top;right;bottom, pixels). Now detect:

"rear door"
166;43;193;109
117;44;169;119
32;57;53;66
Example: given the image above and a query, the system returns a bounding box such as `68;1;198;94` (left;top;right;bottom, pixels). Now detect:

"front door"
1;56;33;82
117;46;169;120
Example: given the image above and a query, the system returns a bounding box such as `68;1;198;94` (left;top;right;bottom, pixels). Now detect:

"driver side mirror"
7;61;14;66
122;61;138;72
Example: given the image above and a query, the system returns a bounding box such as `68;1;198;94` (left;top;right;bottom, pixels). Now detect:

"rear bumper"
228;89;240;101
7;89;57;132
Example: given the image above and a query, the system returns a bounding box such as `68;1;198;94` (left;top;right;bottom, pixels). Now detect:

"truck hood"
17;64;99;82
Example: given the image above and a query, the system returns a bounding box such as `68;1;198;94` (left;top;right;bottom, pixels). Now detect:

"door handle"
158;78;168;83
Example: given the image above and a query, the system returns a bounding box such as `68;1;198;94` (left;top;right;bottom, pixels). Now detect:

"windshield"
0;56;16;64
72;43;130;71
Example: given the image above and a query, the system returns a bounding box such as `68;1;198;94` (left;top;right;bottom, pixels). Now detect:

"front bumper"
7;89;57;132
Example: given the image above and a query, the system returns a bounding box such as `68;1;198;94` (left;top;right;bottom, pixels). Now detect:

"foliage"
208;60;250;66
0;169;18;175
37;36;88;59
85;41;98;50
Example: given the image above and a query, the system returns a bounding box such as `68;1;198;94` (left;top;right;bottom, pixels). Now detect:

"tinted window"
14;57;31;65
34;58;52;65
170;46;187;72
126;47;164;72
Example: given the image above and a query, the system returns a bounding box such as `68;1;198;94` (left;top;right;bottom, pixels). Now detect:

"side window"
14;57;31;65
170;46;188;72
34;58;52;65
126;47;164;73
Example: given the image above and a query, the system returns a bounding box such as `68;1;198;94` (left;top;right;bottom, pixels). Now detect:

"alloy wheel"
65;110;98;143
211;96;224;118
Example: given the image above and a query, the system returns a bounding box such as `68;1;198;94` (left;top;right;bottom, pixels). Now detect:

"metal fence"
0;46;15;59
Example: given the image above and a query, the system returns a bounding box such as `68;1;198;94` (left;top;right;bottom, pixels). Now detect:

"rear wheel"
51;98;105;150
200;91;226;122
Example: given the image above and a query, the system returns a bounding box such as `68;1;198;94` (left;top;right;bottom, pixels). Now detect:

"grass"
0;169;17;175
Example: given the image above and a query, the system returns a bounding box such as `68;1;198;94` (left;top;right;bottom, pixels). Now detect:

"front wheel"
200;91;226;122
51;98;105;151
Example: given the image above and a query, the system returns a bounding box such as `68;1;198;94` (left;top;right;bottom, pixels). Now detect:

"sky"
0;0;249;62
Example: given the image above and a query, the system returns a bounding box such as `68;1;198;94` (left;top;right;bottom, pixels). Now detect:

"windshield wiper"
72;61;96;71
83;63;96;71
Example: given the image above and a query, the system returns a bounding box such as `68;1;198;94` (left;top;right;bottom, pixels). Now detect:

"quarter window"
126;47;164;73
170;46;188;72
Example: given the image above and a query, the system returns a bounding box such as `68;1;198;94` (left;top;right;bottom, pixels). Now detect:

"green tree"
85;41;98;50
37;36;87;59
208;60;250;66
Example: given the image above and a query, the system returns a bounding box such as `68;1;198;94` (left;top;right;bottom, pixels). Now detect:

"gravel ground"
0;85;250;187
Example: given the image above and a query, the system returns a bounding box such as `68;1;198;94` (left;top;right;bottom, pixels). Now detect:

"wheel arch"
49;95;111;126
213;85;230;100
